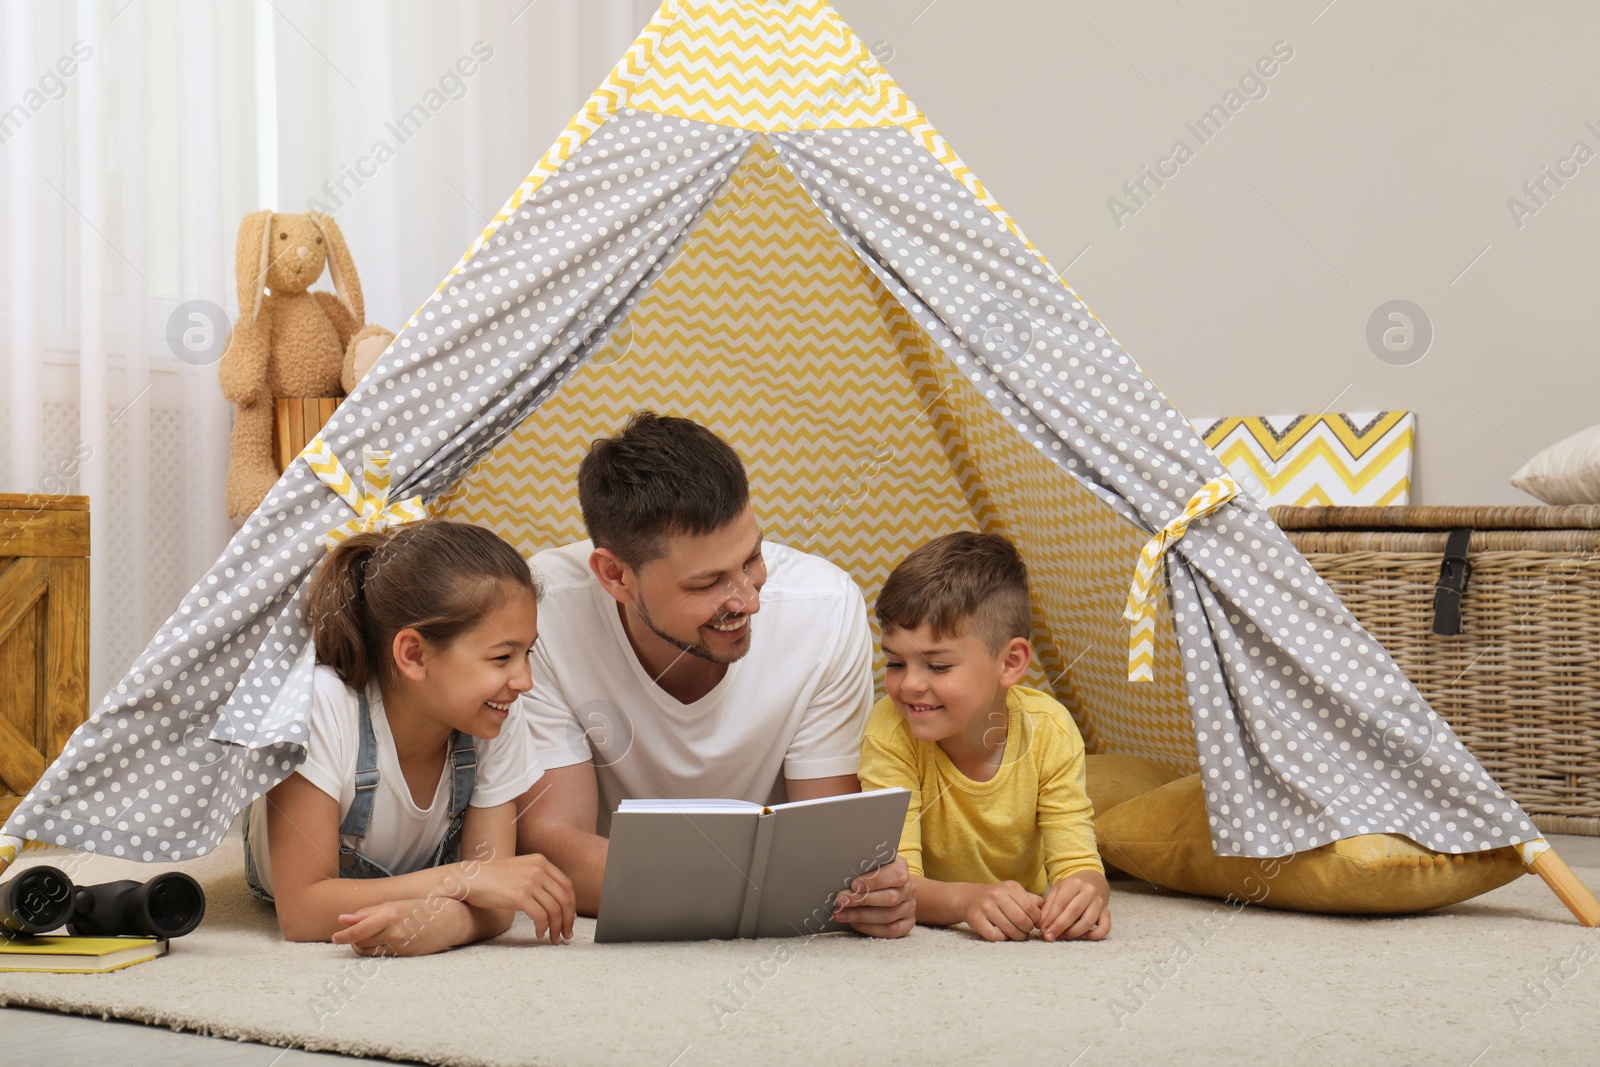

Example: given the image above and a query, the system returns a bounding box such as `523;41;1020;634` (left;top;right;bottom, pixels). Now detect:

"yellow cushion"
1084;753;1184;816
1095;774;1527;914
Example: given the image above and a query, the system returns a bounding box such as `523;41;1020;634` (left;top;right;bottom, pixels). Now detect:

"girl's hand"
333;898;467;957
459;854;576;944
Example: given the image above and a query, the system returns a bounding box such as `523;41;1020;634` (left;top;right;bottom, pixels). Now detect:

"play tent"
3;0;1594;921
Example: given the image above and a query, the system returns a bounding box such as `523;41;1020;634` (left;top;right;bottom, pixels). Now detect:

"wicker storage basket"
1272;505;1600;836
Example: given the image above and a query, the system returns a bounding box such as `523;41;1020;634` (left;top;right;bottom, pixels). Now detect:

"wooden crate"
273;397;342;472
1274;505;1600;836
0;494;90;823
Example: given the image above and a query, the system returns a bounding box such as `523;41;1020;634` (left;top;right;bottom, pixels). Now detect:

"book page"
754;788;911;939
596;810;762;942
616;798;766;814
770;791;893;811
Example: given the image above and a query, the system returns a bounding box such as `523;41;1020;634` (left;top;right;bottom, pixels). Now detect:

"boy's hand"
334;898;464;956
457;853;576;944
963;880;1044;941
1039;871;1111;942
831;855;916;938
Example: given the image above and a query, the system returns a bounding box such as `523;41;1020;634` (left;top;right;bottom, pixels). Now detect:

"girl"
243;520;575;956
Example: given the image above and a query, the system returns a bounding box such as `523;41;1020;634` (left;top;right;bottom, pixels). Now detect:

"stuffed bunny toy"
219;210;394;524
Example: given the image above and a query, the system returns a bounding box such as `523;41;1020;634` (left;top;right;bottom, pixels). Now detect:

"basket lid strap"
1431;527;1474;636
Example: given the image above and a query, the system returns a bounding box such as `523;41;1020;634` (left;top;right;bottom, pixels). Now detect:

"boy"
859;531;1110;942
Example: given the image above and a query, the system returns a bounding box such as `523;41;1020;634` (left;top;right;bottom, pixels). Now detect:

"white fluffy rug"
1;832;1597;1066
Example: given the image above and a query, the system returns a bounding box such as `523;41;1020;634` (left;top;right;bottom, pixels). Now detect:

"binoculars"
0;863;206;939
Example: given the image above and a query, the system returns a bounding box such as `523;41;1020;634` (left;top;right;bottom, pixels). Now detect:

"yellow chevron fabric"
431;0;1079;325
894;314;1199;775
438;139;1047;694
623;0;896;130
1122;477;1239;683
1195;412;1414;507
430;2;1204;775
600;0;1059;260
303;436;360;512
305;442;429;549
437;132;1199;774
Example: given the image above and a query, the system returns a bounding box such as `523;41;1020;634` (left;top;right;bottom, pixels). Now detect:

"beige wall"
829;0;1600;505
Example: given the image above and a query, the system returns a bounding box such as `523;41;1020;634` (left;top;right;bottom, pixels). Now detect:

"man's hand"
457;854;576;944
1039;871;1111;942
332;898;466;957
830;855;915;938
962;880;1044;942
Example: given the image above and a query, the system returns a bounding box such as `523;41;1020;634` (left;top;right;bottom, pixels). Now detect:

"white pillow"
1511;421;1600;504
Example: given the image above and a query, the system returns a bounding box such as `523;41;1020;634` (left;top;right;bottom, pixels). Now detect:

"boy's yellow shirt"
859;685;1103;894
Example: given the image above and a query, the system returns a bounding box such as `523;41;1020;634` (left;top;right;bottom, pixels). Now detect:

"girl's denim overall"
243;687;478;903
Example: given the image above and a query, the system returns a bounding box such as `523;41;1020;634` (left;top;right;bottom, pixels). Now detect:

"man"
513;411;915;937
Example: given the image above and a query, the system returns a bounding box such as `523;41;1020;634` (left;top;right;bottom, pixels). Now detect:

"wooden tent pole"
1523;840;1600;927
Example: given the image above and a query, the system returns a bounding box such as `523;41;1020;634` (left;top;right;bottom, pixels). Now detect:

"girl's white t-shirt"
523;540;873;836
246;665;544;896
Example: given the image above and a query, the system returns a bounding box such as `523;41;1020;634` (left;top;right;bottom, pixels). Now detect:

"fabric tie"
1122;476;1240;683
303;438;429;549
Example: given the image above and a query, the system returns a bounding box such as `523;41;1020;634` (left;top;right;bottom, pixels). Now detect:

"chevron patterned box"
1191;412;1414;507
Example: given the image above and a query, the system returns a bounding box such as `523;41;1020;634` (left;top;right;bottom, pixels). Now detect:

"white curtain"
0;0;648;704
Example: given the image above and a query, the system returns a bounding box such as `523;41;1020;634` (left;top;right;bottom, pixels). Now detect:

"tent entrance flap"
433;129;1201;774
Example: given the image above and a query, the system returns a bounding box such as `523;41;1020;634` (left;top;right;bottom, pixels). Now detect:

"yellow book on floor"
0;936;168;974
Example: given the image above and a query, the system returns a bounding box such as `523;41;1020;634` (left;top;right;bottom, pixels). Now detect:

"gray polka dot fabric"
2;109;1540;864
768;125;1540;857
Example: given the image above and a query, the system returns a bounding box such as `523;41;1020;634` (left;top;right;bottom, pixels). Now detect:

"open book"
595;788;911;943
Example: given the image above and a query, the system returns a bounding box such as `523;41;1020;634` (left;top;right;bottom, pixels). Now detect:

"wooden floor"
6;833;1600;1066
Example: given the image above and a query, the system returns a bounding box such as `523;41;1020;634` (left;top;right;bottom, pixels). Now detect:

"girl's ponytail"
302;531;387;690
300;520;539;691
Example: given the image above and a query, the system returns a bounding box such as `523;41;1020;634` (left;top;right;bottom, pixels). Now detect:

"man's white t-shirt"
246;665;544;896
525;540;872;835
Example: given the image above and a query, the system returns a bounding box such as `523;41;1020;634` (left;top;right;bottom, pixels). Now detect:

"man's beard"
634;594;751;666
